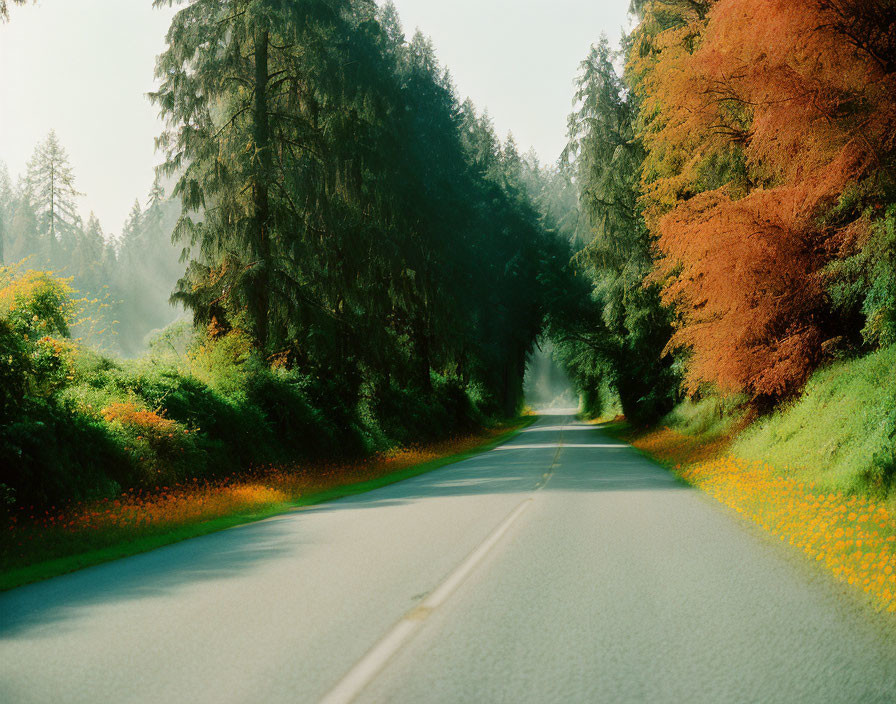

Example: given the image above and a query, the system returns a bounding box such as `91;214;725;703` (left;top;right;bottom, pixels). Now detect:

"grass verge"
1;416;535;591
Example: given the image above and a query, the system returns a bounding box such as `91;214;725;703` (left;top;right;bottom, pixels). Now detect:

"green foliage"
244;367;345;458
733;347;896;496
0;318;29;417
829;206;896;349
363;373;479;449
1;268;72;338
150;0;553;420
1;268;502;509
1;395;135;507
577;374;621;420
540;37;679;425
0;267;76;405
661;392;747;439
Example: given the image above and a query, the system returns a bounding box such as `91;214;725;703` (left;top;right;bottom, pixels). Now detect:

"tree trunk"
253;26;272;351
414;312;432;392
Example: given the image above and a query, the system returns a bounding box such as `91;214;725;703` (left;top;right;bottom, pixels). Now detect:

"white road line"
534;421;565;490
318;498;533;704
494;443;627;450
560;443;628;448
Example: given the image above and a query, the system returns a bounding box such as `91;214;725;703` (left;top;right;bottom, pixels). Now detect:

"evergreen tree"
25;131;82;264
153;0;368;354
76;213;107;286
111;189;183;356
7;184;38;265
0;162;12;263
558;37;679;423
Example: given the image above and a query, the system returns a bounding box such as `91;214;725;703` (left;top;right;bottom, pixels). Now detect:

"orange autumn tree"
631;0;896;402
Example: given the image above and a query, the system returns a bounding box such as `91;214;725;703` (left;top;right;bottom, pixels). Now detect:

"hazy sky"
0;0;631;235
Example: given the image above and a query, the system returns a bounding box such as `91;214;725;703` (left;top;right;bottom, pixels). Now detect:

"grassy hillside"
733;347;896;497
635;346;896;501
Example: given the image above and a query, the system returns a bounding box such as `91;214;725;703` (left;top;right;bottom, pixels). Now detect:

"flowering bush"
0;267;76;402
101;402;204;485
0;267;74;339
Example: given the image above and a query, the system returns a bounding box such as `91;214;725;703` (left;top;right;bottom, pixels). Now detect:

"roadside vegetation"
1;419;529;591
615;344;896;502
0;265;507;510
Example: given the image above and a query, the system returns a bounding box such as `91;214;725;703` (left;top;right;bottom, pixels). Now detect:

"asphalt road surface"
2;412;895;703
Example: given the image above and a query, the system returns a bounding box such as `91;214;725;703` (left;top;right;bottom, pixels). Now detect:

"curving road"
2;413;895;703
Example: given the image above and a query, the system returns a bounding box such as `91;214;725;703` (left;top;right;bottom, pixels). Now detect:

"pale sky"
0;0;631;236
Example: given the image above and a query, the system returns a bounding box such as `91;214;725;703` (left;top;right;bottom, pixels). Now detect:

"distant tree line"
0;132;184;356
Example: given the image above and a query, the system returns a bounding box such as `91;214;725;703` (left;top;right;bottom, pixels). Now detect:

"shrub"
244;367;341;458
0;398;134;506
100;401;207;485
368;374;478;448
0;318;29;420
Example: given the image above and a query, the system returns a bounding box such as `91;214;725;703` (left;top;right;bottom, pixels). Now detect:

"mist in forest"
0;137;186;357
523;342;579;411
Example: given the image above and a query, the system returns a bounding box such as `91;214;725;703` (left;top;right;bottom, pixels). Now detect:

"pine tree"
152;0;369;353
7;184;38;264
78;213;107;279
120;200;143;251
560;36;678;423
25;131;82;263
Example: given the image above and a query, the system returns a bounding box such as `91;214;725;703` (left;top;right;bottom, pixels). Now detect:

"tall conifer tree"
25;131;82;262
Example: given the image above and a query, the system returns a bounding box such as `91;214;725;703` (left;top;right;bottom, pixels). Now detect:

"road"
2;412;895;703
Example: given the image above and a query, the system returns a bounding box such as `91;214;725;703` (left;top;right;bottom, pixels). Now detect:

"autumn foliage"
632;0;896;401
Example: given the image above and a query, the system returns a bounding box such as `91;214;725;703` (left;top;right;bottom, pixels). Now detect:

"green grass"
662;393;747;439
0;416;535;591
642;346;896;498
733;346;896;495
621;346;896;501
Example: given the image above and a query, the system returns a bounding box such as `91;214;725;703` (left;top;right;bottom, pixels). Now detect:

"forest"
1;0;578;512
1;0;895;519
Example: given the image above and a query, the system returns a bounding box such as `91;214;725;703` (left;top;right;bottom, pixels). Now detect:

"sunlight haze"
0;0;631;235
